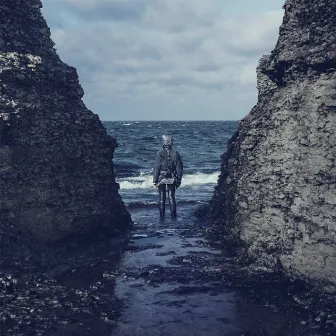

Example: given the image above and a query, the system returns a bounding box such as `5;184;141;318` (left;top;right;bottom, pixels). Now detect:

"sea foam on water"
118;171;220;190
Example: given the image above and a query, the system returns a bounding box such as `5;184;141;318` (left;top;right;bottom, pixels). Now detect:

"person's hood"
162;135;172;148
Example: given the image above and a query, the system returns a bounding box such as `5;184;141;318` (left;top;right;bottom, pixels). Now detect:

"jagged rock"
0;0;132;245
209;0;336;291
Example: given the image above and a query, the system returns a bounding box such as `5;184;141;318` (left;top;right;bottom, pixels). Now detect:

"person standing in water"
153;135;183;218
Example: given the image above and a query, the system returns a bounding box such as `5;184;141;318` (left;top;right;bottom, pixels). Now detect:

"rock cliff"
0;0;131;246
209;0;336;291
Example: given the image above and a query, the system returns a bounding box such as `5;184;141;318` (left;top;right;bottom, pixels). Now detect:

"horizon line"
101;119;240;122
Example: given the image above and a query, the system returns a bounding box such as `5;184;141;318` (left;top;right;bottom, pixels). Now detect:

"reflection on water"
113;206;312;336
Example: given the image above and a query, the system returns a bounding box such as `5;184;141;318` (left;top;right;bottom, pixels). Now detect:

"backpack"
161;149;176;179
166;149;175;174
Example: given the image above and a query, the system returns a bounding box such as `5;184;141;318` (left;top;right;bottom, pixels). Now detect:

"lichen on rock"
209;0;336;291
0;0;132;246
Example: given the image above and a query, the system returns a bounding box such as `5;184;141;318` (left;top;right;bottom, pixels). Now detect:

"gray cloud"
41;0;284;120
56;0;152;21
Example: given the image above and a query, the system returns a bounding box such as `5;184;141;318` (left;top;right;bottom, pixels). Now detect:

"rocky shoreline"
0;1;132;334
1;0;335;334
2;207;335;335
0;232;129;336
208;0;336;293
194;206;336;333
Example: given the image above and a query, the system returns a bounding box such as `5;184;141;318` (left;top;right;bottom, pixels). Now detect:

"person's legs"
158;184;166;218
167;185;176;218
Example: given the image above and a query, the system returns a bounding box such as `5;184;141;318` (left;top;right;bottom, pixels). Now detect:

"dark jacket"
153;147;183;184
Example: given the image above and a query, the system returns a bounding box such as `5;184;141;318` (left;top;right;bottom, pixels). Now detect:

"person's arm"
153;151;161;185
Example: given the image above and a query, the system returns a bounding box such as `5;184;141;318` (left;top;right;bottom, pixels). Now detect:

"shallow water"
111;204;318;336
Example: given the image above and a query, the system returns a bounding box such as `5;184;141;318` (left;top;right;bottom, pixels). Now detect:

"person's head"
162;134;173;149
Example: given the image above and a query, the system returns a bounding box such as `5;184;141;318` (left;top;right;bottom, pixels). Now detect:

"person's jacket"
153;147;183;184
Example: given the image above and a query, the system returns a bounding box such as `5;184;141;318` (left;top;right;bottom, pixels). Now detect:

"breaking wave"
118;171;220;190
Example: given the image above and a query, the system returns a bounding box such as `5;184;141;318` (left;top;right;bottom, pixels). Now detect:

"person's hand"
153;182;158;188
175;179;181;188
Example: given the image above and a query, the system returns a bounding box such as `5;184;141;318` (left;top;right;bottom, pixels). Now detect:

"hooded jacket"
153;147;183;184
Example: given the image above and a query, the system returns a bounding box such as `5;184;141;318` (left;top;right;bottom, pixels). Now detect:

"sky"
41;0;285;121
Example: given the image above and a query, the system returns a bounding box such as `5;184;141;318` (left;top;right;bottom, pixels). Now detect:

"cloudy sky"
41;0;284;121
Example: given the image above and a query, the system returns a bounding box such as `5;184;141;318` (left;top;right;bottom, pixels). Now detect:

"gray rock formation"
209;0;336;291
0;0;131;243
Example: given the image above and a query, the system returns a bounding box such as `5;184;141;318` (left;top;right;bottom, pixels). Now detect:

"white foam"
132;234;148;238
183;171;219;186
118;171;219;190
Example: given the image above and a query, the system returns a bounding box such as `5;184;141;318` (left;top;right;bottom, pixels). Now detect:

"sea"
103;120;238;209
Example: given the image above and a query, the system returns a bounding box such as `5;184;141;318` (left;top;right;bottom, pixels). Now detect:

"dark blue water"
103;121;238;207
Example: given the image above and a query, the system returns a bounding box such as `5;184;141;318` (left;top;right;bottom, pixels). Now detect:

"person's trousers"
158;184;176;218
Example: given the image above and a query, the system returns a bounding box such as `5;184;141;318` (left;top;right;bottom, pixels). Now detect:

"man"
153;135;183;218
